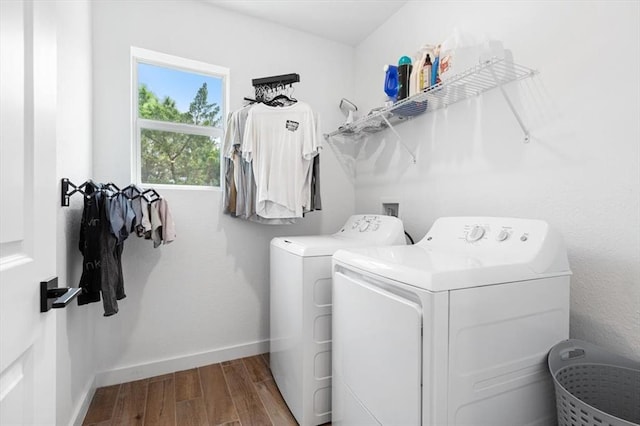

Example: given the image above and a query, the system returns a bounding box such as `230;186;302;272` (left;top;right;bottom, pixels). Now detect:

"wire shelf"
326;57;536;139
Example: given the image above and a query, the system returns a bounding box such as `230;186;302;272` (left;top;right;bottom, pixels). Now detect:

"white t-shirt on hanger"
242;101;320;219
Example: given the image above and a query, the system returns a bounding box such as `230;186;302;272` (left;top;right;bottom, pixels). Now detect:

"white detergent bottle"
439;28;484;82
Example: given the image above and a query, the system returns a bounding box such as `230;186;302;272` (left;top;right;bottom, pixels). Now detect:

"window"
131;48;229;188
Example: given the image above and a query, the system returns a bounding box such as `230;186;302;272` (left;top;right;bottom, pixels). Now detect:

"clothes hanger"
266;84;297;106
142;188;161;204
121;184;142;200
79;180;100;197
105;182;120;192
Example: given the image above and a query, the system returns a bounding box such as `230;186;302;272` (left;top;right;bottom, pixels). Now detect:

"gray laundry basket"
548;339;640;426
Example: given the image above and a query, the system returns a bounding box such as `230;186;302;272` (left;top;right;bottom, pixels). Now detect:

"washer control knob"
358;221;370;232
496;229;510;242
466;225;485;242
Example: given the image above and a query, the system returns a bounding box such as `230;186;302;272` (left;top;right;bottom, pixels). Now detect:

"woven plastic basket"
548;339;640;426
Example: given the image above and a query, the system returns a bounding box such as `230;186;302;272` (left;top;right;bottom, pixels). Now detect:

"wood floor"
82;353;299;426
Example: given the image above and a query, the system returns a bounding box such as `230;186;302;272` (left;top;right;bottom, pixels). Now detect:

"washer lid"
271;214;406;257
272;235;383;257
333;217;572;292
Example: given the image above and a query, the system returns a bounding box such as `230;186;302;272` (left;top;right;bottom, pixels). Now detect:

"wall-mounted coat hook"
40;277;81;312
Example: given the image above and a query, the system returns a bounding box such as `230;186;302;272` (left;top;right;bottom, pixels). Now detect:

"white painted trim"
131;54;140;184
95;340;269;387
131;47;230;77
138;118;223;138
69;375;96;426
141;183;222;192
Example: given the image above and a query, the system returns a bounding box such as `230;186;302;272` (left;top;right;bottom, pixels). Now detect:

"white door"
0;0;58;424
332;271;422;426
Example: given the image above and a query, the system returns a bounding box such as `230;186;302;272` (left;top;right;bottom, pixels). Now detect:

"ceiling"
205;0;408;46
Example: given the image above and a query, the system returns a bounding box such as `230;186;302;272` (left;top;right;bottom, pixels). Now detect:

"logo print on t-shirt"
285;120;299;132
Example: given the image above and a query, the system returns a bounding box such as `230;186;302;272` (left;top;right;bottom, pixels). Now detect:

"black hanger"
142;188;161;203
60;179;163;207
101;182;122;200
78;180;100;197
266;93;297;106
105;182;120;192
121;184;142;200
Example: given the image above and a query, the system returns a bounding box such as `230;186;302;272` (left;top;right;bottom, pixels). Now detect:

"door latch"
40;277;81;312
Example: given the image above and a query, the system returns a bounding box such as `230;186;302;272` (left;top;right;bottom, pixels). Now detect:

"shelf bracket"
489;64;531;143
380;114;417;163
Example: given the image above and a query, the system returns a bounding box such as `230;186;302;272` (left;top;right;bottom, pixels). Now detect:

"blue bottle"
431;56;440;86
384;65;399;101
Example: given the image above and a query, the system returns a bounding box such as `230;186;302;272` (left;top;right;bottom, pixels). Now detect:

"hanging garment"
310;155;322;211
149;198;176;248
222;112;234;214
72;180;171;315
242;101;320;219
222;105;251;215
157;198;176;245
107;192;136;244
221;105;290;224
104;192;134;314
122;186;145;237
302;115;322;213
232;106;251;218
77;189;103;306
142;202;152;239
77;190;126;316
150;201;162;248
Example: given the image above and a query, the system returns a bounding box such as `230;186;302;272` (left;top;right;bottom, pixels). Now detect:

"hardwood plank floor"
175;369;202;402
175;398;208;426
82;354;299;426
254;380;297;426
199;364;239;425
83;384;120;425
223;360;273;425
145;377;176;426
111;379;148;426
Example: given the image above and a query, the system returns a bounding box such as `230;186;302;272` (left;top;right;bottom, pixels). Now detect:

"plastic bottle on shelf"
397;55;412;101
383;65;399;102
431;45;441;86
411;49;428;95
439;28;486;83
421;54;432;91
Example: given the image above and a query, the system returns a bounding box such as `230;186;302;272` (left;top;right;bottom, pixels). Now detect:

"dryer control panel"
462;223;516;244
348;215;382;233
335;215;406;245
418;217;569;275
456;220;533;246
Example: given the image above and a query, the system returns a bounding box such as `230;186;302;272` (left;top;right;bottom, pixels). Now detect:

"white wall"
55;1;98;424
90;0;354;381
351;1;640;360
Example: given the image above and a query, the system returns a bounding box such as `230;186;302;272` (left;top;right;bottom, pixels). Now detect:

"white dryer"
270;215;406;426
332;217;571;426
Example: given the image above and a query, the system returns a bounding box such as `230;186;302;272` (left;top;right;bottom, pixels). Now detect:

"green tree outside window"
139;82;221;186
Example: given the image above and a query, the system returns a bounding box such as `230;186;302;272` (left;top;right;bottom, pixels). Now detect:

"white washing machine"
332;217;571;426
270;215;406;426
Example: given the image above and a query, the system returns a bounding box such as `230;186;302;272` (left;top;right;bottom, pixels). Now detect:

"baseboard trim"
95;339;269;387
69;375;96;426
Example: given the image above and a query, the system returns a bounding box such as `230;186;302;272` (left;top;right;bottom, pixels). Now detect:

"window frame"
130;47;230;190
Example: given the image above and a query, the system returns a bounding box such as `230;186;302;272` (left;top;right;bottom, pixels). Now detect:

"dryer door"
333;271;422;425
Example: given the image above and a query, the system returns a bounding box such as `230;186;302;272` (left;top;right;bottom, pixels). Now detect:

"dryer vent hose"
404;231;415;245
